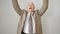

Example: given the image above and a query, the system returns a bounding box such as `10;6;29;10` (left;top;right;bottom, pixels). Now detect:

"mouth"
29;8;32;9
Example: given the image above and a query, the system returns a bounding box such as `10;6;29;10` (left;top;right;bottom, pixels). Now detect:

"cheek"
32;7;35;10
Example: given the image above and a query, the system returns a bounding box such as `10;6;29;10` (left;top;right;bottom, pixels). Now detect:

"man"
12;0;48;34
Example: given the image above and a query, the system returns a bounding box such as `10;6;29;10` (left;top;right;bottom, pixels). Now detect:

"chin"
29;10;32;12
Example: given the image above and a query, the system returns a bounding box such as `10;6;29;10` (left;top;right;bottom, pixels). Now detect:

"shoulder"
21;9;28;15
35;10;39;11
35;10;40;13
22;9;26;12
35;10;41;16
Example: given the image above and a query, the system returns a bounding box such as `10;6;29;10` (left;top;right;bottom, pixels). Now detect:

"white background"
0;0;60;34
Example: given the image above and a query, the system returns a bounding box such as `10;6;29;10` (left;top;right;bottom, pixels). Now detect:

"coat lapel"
35;11;42;34
21;10;27;29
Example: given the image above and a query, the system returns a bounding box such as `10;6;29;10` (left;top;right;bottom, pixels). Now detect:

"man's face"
27;2;35;12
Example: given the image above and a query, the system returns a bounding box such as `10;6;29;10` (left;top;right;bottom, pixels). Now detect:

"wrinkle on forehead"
27;2;35;6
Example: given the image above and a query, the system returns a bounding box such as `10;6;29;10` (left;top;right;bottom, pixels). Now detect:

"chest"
21;11;41;23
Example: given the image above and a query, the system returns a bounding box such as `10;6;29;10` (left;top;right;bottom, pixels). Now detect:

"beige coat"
12;0;48;34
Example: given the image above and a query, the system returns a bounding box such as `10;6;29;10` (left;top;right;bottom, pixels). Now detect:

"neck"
28;11;33;14
30;11;33;13
27;10;34;14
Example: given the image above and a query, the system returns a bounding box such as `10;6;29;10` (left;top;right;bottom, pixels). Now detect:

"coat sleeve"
12;0;23;16
39;0;48;16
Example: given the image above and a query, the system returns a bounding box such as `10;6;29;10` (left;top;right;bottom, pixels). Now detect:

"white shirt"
23;12;36;33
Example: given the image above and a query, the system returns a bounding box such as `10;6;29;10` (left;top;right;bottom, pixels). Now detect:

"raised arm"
12;0;23;16
39;0;48;16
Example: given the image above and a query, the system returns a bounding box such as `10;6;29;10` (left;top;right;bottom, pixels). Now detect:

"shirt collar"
28;11;35;15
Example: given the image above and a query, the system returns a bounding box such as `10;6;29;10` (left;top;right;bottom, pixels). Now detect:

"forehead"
27;2;34;5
